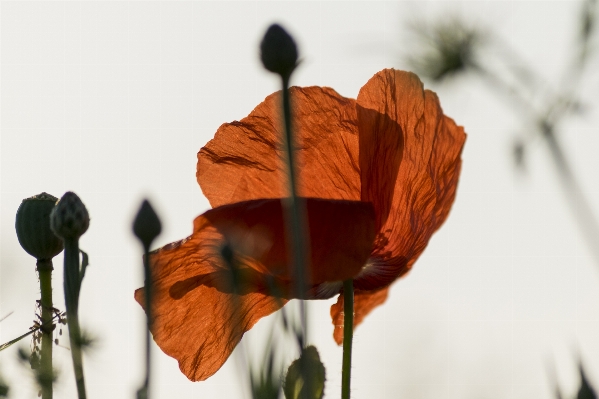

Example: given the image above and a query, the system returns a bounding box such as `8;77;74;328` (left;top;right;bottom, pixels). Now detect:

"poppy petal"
204;198;375;284
134;198;375;380
354;69;466;290
197;87;361;208
330;287;390;345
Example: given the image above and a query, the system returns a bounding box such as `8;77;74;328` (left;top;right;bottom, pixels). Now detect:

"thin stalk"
475;64;599;268
341;279;354;399
64;238;86;399
37;259;54;399
139;245;153;399
542;125;599;266
280;74;308;346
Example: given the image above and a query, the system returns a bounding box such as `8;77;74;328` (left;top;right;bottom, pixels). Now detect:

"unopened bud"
50;192;90;240
15;192;64;261
260;24;298;78
132;200;161;248
284;345;326;399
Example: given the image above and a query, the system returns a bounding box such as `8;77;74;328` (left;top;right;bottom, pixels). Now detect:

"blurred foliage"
250;346;283;399
406;0;599;266
16;346;58;397
407;18;484;82
577;365;597;399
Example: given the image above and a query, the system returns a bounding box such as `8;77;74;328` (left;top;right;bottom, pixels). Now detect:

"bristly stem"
37;259;54;399
139;245;153;399
341;279;354;399
281;74;308;347
63;238;86;399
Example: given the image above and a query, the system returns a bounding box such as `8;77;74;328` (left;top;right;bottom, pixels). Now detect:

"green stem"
64;239;86;399
280;74;308;346
37;259;54;399
140;245;153;399
341;279;354;399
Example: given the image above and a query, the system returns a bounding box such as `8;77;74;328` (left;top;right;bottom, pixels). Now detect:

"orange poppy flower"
135;68;465;381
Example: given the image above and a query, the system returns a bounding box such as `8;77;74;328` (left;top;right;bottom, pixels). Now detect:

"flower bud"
50;192;90;240
260;24;298;78
284;345;325;399
132;200;162;249
15;192;64;261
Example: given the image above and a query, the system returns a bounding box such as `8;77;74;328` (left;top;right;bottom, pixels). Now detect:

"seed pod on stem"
133;199;161;399
15;192;63;399
50;191;90;399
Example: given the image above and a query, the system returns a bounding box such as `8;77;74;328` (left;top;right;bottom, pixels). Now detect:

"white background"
2;1;599;398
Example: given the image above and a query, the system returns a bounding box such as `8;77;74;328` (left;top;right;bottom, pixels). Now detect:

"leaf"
79;249;89;285
284;346;326;399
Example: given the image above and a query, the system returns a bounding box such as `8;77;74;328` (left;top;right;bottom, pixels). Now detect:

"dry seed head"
15;192;64;261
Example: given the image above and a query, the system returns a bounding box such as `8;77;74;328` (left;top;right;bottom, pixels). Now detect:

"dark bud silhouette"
16;192;64;262
260;24;298;78
50;192;90;240
133;200;162;249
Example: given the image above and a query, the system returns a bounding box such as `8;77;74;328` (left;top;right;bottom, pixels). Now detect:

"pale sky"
2;1;599;399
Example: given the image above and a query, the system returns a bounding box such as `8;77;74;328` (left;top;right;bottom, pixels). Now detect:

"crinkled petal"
134;198;375;381
197;87;361;207
330;287;389;345
354;69;466;291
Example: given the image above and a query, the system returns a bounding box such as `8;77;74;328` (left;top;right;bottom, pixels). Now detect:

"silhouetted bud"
284;345;325;399
15;193;64;261
260;24;298;78
50;192;90;240
133;200;161;248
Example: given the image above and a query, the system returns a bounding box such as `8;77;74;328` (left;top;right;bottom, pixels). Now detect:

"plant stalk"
280;74;308;346
140;245;153;399
63;238;86;399
341;279;354;399
37;259;54;399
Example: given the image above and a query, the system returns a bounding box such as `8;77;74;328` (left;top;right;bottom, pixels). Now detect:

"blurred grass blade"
0;329;36;352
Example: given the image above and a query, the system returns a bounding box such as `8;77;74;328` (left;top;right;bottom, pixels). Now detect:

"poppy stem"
63;238;87;399
341;278;354;399
37;259;54;399
138;244;153;399
280;74;308;347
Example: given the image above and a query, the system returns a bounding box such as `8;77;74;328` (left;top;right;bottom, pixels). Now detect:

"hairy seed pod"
50;192;90;240
15;192;64;261
284;345;326;399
